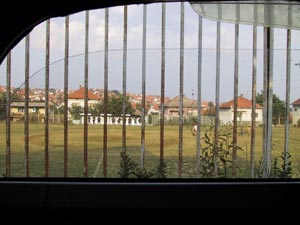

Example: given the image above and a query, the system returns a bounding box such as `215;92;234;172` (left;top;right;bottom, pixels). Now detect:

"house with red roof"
164;95;206;120
219;95;263;125
68;86;100;108
291;98;300;126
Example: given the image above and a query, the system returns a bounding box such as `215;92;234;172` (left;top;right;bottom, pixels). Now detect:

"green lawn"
0;122;299;178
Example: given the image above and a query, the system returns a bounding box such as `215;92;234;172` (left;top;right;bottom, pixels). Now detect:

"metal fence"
1;1;299;178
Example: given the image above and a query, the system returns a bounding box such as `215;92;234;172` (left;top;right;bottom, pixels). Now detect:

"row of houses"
7;86;300;126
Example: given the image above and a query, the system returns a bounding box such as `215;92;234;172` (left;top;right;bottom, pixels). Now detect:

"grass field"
0;122;299;178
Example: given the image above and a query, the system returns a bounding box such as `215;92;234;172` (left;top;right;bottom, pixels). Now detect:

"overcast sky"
0;2;300;103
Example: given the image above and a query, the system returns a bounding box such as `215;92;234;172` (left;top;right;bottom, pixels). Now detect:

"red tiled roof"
131;102;137;109
68;87;100;100
220;96;262;109
292;98;300;106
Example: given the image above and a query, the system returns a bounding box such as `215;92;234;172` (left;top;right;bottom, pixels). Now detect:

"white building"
291;98;300;126
68;87;100;108
219;96;263;125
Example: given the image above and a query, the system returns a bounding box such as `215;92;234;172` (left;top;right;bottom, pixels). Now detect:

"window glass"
0;1;299;179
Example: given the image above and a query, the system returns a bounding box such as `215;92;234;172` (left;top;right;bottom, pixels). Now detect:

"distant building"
219;96;263;125
68;87;100;108
10;101;45;122
291;98;300;126
164;95;206;120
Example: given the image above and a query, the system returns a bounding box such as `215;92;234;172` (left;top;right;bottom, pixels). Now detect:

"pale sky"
0;2;300;103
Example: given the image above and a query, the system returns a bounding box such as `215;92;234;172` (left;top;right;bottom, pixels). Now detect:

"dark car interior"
1;0;300;223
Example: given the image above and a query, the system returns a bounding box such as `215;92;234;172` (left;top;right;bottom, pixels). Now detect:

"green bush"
199;128;243;178
255;151;292;178
118;152;167;178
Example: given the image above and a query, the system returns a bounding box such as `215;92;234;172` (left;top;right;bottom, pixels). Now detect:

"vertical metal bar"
284;5;292;176
84;10;89;177
214;20;221;177
45;19;50;177
24;34;30;177
232;5;240;178
196;15;202;177
262;5;274;178
250;4;258;178
6;51;11;177
64;15;69;177
262;27;268;177
103;8;109;177
263;27;274;178
122;6;128;155
178;2;184;177
141;4;147;168
160;2;166;176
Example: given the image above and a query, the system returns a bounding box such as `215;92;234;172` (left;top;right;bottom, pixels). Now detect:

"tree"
69;104;83;120
89;102;102;117
256;91;286;126
89;94;135;117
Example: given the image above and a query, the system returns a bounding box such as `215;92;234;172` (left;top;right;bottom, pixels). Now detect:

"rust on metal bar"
103;8;109;177
262;26;274;178
141;4;147;168
25;34;30;177
196;15;202;177
84;10;89;177
45;19;50;177
232;5;240;178
64;15;69;177
178;2;184;177
284;5;292;175
214;19;221;178
122;5;128;155
160;2;166;175
250;3;258;178
6;51;11;177
262;4;274;178
121;6;128;176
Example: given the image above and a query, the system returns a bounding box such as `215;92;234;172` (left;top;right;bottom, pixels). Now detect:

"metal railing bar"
178;2;184;177
262;3;274;178
103;8;109;177
141;4;147;168
284;28;291;174
122;6;128;155
284;4;292;175
250;3;258;179
45;19;50;177
232;4;240;178
24;34;30;177
160;2;166;175
159;3;166;177
262;29;274;178
196;15;202;177
64;16;69;178
214;19;221;177
6;51;11;177
83;10;89;177
121;6;128;177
